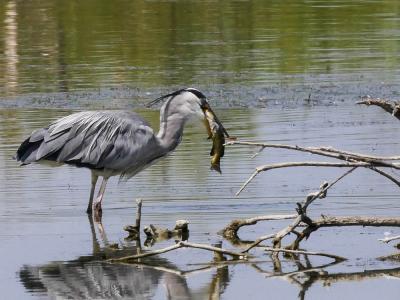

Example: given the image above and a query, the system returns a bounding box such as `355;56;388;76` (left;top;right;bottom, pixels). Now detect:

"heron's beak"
201;105;230;138
203;116;213;139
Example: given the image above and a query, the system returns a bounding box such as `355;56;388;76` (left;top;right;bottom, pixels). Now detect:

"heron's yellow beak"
202;111;213;139
201;105;234;173
201;105;230;138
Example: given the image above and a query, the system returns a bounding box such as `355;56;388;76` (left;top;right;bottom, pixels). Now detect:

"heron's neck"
156;113;187;152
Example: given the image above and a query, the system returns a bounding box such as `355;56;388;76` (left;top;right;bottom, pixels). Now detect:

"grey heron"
15;88;228;217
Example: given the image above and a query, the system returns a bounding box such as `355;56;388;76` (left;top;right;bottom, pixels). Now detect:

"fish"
204;109;225;173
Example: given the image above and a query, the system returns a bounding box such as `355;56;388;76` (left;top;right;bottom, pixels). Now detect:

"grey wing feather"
16;111;158;175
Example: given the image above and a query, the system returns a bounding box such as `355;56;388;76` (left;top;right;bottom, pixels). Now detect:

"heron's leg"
86;172;99;215
93;177;109;215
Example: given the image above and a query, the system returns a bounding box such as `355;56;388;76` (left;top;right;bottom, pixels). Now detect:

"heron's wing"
17;111;158;172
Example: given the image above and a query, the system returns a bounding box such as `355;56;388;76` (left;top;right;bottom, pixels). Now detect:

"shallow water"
1;106;400;299
1;0;400;298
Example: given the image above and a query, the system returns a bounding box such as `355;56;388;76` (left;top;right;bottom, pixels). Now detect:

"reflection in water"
18;217;400;299
2;107;400;299
254;254;400;300
19;216;230;300
0;0;399;101
4;0;18;94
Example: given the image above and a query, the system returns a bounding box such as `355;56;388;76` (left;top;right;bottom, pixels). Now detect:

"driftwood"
222;124;400;257
221;214;297;240
378;235;400;244
221;157;400;258
123;199;143;240
108;241;248;263
143;220;190;246
357;96;400;120
104;98;400;288
262;247;346;262
225;141;400;195
288;216;400;250
254;254;400;300
234;168;356;253
224;172;400;255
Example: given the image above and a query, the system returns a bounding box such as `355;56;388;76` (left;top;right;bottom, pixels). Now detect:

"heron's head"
148;88;229;137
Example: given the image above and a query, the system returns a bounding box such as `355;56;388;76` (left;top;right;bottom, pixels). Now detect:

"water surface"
0;0;399;107
1;106;400;299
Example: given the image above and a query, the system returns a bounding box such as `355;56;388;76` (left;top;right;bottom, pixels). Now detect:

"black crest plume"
146;88;206;108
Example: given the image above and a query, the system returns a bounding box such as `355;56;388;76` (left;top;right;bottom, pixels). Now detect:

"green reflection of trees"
0;0;399;95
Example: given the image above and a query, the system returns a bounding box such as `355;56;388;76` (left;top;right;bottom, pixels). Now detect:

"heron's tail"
14;128;47;165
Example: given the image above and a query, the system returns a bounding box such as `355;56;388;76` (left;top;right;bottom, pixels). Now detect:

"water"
0;0;400;107
1;0;400;298
1;106;400;299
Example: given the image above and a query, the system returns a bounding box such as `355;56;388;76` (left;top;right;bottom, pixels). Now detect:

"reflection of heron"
19;216;229;300
15;88;227;216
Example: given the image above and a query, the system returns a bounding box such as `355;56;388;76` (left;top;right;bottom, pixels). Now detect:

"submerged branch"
225;140;400;161
108;241;248;263
313;216;400;227
263;247;346;262
236;159;400;196
240;168;356;253
221;214;298;240
289;215;400;250
357;97;400;120
379;235;400;243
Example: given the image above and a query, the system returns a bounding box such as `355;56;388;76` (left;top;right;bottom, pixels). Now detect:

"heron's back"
15;111;164;178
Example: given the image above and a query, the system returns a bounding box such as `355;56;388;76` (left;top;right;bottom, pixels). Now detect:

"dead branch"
368;167;400;187
357;96;400;120
241;234;276;253
143;220;190;246
108;241;249;263
312;216;400;227
221;214;297;240
236;161;400;195
242;168;357;253
225;141;400;161
316;146;400;161
124;199;143;240
379;235;400;243
288;216;400;250
182;242;247;259
252;257;339;278
227;139;400;195
263;247;346;262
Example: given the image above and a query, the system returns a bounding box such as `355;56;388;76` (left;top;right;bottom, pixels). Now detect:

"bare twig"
226;141;400;161
263;247;346;262
135;199;142;230
289;216;400;249
242;168;357;253
316;146;400;161
236;170;258;196
241;234;276;253
312;216;400;227
236;161;400;196
379;235;400;243
108;243;181;262
357;97;400;120
368;167;400;187
221;214;298;239
229;139;400;195
124;199;143;240
108;241;248;263
181;242;247;259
